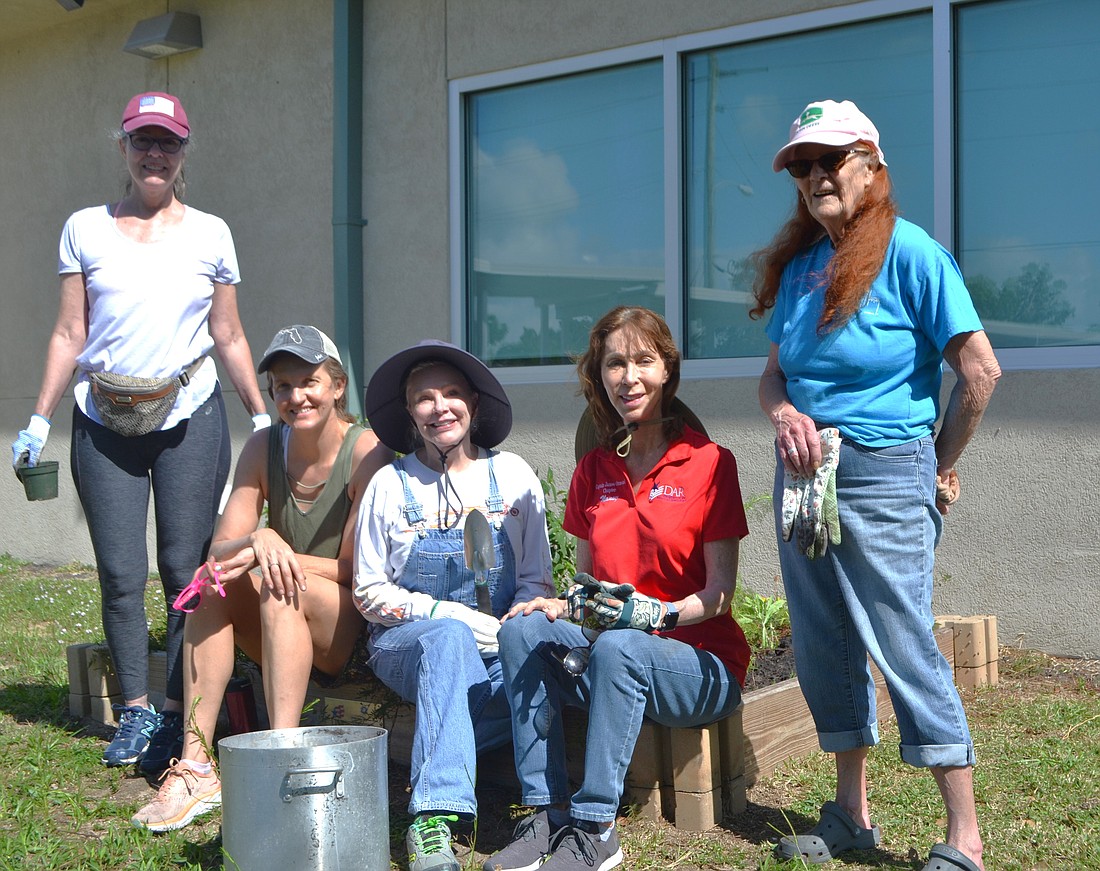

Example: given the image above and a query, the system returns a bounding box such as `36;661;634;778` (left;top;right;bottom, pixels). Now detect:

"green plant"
539;467;576;594
733;584;790;651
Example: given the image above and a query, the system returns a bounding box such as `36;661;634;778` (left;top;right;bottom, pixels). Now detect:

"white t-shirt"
58;204;241;429
353;449;554;625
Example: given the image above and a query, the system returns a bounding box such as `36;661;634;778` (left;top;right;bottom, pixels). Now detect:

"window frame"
448;0;1099;385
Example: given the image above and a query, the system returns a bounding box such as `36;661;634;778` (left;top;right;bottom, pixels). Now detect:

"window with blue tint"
684;14;932;359
957;0;1100;349
466;62;663;366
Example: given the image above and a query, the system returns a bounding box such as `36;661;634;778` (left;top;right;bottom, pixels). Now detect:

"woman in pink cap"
752;100;999;871
11;92;269;774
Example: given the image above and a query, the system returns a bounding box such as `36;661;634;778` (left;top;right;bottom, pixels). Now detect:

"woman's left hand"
503;596;570;622
250;528;306;598
935;469;961;516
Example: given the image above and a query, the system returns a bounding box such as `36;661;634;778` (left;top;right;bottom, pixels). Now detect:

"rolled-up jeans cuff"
900;742;976;768
818;724;879;754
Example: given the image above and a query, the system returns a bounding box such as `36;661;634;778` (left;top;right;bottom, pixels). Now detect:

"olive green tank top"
266;422;364;559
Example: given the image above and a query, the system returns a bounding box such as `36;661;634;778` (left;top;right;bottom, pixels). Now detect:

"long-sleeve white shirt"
353;449;554;625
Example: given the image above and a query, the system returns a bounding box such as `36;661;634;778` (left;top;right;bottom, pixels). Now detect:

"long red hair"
750;152;898;333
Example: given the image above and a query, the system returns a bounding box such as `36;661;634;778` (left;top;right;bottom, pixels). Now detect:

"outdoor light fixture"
123;12;202;59
56;0;85;9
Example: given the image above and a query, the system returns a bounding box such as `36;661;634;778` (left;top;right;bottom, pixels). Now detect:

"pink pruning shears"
172;564;226;613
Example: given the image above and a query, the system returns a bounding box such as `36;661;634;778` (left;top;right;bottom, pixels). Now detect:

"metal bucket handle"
280;765;345;802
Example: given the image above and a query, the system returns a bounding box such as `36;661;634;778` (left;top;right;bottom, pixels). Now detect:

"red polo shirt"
564;426;751;684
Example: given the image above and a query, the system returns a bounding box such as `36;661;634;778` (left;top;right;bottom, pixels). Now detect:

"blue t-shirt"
765;218;983;446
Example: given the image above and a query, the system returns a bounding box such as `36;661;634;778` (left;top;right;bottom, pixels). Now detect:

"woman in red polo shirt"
485;306;751;871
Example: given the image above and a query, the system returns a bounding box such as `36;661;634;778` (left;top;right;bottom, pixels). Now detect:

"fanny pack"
89;356;206;437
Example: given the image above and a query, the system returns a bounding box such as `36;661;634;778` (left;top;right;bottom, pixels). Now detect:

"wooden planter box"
65;615;996;831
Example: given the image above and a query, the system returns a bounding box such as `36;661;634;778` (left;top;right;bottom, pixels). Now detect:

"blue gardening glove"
12;414;51;469
586;579;663;633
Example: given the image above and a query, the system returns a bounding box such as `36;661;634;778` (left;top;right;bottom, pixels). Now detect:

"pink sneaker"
131;760;221;832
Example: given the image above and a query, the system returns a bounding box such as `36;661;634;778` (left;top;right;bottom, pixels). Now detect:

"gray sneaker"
483;809;559;871
541;823;623;871
406;814;460;871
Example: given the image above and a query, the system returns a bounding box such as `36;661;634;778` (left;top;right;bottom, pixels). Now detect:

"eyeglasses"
785;149;869;179
126;133;188;154
172;564;225;613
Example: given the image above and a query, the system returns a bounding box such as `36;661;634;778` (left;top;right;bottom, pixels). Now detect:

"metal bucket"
219;725;389;871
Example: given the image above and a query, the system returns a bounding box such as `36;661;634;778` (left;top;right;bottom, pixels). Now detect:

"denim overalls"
393;452;517;617
366;452;518;816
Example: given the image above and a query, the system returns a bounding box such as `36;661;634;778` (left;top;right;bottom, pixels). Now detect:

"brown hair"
576;306;683;449
265;354;355;423
750;149;898;333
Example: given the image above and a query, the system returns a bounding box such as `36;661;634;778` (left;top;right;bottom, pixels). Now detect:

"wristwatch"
659;601;679;632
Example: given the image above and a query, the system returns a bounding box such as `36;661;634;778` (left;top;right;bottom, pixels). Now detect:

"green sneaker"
406;813;460;871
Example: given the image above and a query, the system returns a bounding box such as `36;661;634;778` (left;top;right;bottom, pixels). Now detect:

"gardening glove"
565;572;598;623
585;579;663;633
430;600;501;656
781;427;842;559
11;414;51;470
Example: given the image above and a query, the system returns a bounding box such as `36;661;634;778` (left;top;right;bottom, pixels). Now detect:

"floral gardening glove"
781;427;842;559
585;579;663;632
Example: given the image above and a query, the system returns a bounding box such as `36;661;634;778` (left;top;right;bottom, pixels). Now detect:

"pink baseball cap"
121;92;190;138
772;100;886;173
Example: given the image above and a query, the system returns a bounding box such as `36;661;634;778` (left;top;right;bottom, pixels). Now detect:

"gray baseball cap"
257;325;343;373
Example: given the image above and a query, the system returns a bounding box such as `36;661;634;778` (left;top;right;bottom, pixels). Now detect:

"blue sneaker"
102;704;160;767
140;709;184;774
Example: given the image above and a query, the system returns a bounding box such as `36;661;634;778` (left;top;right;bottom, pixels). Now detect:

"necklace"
287;472;329;490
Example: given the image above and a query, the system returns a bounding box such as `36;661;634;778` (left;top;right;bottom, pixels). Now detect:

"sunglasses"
172;564;225;613
126;132;188;154
785;148;869;179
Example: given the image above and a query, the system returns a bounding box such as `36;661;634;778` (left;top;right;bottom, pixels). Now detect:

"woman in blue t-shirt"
752;100;1000;871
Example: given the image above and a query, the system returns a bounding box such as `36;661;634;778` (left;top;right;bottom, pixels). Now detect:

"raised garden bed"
65;615;997;832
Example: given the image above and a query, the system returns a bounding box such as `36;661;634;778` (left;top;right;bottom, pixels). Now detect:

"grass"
1;553;1098;869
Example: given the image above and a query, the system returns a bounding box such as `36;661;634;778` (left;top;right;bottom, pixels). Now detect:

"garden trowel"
463;508;495;615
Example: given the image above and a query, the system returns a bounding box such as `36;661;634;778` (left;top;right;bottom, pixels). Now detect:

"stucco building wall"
1;0;1096;656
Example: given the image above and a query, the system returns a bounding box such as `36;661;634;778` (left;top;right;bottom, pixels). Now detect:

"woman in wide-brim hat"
354;339;554;871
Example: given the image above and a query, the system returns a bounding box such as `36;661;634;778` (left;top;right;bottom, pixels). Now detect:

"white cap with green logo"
772;99;887;173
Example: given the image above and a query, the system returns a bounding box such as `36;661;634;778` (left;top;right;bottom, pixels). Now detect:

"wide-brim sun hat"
365;339;512;454
771;99;887;173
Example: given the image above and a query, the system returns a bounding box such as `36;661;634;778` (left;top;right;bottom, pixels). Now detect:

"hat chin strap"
612;416;674;458
434;444;465;529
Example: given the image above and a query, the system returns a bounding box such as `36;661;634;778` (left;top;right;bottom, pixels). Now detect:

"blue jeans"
368;619;512;816
774;435;975;768
497;611;742;824
70;387;231;703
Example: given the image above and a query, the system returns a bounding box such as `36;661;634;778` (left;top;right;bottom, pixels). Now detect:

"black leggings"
70;386;231;703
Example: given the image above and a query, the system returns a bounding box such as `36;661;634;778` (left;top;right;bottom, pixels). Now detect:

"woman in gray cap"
354;340;553;871
132;325;392;833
